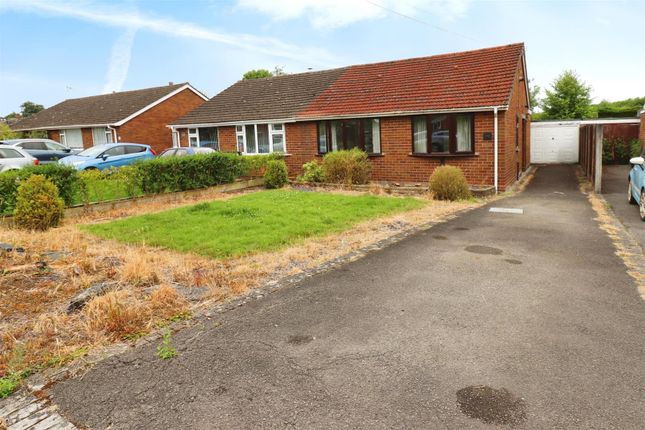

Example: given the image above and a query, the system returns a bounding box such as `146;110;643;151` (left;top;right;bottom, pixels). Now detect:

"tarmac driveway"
602;164;645;250
52;165;645;429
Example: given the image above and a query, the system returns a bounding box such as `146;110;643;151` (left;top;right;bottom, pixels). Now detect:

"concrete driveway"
51;165;645;429
602;164;645;250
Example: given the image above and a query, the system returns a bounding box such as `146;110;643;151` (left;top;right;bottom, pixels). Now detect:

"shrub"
297;160;326;183
14;175;65;230
322;148;371;185
264;159;288;189
137;152;248;194
0;170;21;214
243;153;284;177
629;138;643;158
428;166;471;201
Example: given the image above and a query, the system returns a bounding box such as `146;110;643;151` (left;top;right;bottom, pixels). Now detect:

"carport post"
594;125;603;193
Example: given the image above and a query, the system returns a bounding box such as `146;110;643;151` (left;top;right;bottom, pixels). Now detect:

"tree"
0;123;18;139
540;70;592;120
243;69;273;80
528;79;541;110
20;101;44;117
273;66;286;76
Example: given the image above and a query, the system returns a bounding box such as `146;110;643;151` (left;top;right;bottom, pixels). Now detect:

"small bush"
428;166;471;201
156;328;177;360
0;170;21;214
297;160;326;183
264;159;288;189
14;175;65;230
322;148;371;185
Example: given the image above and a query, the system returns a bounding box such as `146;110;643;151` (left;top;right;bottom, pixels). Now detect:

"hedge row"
0;152;280;215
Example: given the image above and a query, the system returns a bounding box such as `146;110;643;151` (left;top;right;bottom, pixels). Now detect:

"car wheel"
628;180;637;204
640;190;645;222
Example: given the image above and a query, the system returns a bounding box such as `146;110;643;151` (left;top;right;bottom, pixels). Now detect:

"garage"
530;121;580;163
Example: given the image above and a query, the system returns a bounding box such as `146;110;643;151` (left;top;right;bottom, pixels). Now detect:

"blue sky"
0;0;643;114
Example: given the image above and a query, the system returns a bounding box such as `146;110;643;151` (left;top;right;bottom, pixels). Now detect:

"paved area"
49;165;645;429
602;164;645;250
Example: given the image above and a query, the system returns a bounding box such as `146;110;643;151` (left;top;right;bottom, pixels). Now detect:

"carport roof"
172;43;526;126
12;83;203;131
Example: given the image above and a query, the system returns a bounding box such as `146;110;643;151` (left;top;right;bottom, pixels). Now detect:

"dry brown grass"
0;187;488;379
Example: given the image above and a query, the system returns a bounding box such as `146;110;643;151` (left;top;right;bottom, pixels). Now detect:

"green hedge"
0;164;80;214
0;153;280;215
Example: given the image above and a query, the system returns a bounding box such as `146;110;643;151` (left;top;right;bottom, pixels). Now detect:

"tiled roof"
13;83;192;130
172;68;347;125
173;43;525;126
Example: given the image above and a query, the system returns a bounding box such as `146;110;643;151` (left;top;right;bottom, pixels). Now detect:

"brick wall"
81;128;93;149
47;130;60;142
117;88;205;154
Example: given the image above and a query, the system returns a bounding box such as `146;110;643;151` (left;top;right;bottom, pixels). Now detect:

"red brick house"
12;83;208;154
172;44;531;191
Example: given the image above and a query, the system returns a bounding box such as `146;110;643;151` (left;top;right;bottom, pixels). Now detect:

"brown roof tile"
174;43;525;126
13;83;192;130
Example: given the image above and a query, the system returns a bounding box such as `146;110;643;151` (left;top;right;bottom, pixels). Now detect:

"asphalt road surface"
602;164;645;250
52;165;645;429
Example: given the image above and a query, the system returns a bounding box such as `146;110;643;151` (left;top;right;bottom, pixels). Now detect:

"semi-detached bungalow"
12;83;208;155
171;43;531;191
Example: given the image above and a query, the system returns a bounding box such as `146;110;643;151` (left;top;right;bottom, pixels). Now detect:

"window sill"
409;152;479;158
317;153;384;157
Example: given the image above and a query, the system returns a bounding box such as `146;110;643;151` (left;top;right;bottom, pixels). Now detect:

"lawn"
83;190;426;258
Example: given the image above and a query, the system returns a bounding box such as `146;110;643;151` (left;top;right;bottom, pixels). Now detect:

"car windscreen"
76;146;108;157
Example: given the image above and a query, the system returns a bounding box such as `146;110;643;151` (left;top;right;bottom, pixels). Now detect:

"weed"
156;328;177;360
169;311;192;322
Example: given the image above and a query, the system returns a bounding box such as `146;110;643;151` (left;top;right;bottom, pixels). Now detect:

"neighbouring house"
11;83;208;154
640;106;645;146
171;43;531;191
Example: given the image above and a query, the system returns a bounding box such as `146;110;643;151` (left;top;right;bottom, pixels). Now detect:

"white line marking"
489;207;524;214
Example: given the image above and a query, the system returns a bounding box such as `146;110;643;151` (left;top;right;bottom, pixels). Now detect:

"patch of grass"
40;347;89;369
82;190;425;258
0;369;32;398
156;328;177;360
169;311;192;322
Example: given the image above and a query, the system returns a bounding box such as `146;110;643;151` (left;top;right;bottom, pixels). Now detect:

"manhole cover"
456;385;527;426
465;245;503;255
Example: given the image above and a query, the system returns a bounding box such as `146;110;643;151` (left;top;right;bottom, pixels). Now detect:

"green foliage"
322;148;371;185
297;160;326;183
14;175;65;230
603;138;644;164
20;101;44;117
264;159;288;189
137;152;248;194
0;122;18;139
428;166;471;201
83;190;424;259
0;164;79;215
243;69;273;80
541;70;593;120
21;130;48;138
590;96;645;118
0;369;31;399
156;328;177;360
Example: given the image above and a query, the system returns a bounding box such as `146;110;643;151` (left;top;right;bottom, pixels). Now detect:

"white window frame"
236;123;286;155
59;130;66;146
187;127;219;149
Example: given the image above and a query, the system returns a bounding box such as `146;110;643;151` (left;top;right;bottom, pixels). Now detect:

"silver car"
158;147;215;157
0;146;39;172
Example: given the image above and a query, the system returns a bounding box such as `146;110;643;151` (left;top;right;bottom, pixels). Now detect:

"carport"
531;118;640;192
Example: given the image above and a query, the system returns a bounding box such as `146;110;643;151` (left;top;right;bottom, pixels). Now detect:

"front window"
318;118;380;154
237;123;286;154
186;127;219;149
412;114;474;155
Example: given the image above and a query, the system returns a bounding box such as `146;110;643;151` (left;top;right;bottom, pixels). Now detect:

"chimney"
168;81;174;86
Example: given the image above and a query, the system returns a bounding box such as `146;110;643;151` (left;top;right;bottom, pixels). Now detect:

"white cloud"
0;0;339;67
102;27;136;94
237;0;471;29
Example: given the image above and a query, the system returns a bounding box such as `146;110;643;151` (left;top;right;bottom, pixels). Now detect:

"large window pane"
430;115;449;153
362;118;380;154
198;127;219;150
257;124;270;153
245;124;256;153
331;121;340;151
456;115;472;152
413;116;427;153
236;134;244;153
318;122;328;153
342;120;359;150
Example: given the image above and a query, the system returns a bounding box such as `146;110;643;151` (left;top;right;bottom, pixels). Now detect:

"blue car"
628;149;645;221
59;143;155;171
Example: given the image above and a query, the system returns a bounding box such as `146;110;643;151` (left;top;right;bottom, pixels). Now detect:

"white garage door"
530;122;579;164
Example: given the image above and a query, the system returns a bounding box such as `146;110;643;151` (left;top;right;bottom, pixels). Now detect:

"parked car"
158;147;215;157
0;146;39;173
0;138;80;163
628;150;645;221
59;143;155;171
